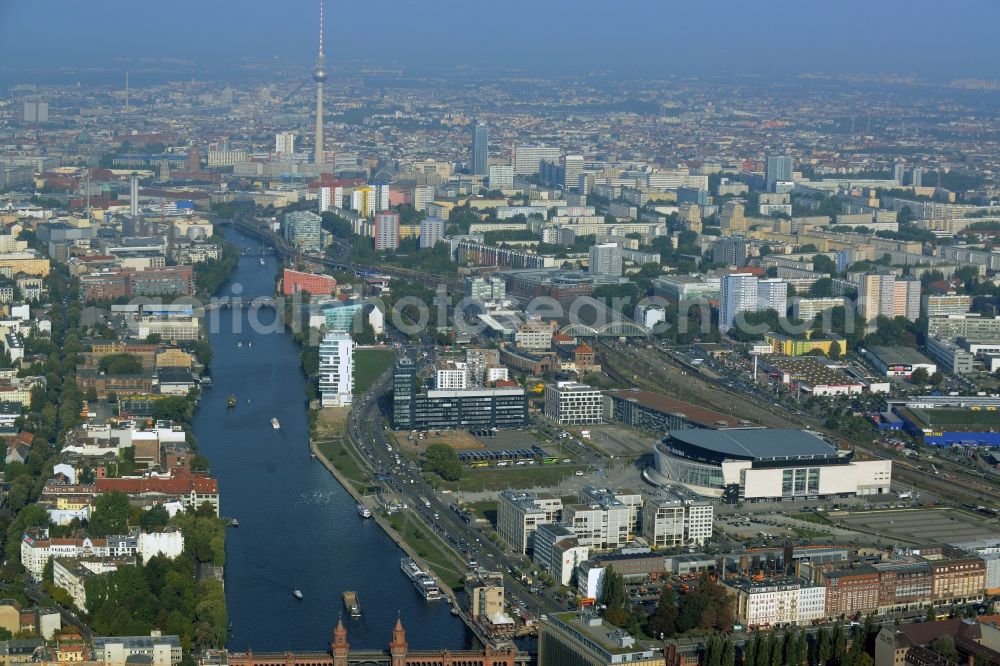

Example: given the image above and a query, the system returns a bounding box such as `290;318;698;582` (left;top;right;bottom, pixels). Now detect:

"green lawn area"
392;512;465;590
792;526;830;539
354;348;396;395
437;464;588;492
792;512;832;526
465;500;497;526
316;436;370;489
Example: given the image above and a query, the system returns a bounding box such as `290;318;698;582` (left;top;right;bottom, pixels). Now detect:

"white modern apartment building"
532;523;590;586
719;273;759;332
563;487;642;549
497;490;564;554
641;494;715;548
319;331;354;407
757;278;789;315
436;362;469;390
544;382;603;425
720;274;788;332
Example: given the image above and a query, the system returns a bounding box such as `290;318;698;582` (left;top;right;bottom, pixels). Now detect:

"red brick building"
283;268;337;297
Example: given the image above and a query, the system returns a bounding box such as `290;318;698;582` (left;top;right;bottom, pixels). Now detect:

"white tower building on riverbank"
319;330;354;407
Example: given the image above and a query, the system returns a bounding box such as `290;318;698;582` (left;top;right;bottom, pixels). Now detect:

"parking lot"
836;507;999;544
585;425;655;458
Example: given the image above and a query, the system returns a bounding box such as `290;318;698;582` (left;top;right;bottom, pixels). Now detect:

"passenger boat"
226;395;237;409
271;417;280;430
357;504;372;518
343;591;361;617
292;589;303;600
400;558;441;601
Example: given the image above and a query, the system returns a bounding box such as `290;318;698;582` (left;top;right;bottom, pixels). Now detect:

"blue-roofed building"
649;428;892;503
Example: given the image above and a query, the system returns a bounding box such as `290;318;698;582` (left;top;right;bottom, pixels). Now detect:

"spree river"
192;229;469;652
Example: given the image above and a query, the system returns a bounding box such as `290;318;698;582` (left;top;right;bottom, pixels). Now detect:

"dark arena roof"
660;428;843;465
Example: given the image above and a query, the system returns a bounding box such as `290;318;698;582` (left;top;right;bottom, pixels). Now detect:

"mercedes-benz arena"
651;429;891;502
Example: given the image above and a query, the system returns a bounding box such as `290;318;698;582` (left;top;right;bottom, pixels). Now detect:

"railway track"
598;340;1000;509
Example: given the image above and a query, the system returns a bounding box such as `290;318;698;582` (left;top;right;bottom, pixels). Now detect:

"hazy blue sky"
1;0;999;79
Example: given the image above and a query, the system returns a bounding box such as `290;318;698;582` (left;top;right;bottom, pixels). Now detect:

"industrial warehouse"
649;428;892;502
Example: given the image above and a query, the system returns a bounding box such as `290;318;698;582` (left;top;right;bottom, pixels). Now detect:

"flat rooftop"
666;428;838;460
867;346;936;366
605;388;750;429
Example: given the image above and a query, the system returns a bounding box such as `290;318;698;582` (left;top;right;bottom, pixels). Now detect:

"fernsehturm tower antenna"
313;0;327;165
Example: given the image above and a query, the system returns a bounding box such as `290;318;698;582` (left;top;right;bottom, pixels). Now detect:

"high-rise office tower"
513;145;561;175
765;155;793;192
129;174;139;219
284;211;323;254
275;132;296;158
588;243;623;277
374;210;400;251
312;1;327;165
187;147;201;173
719;273;759;332
859;273;921;323
471;121;488;175
720;201;746;234
489;165;514;190
893;162;906;185
757;279;788;315
563;155;584;191
713;236;748;267
911;167;924;188
392;357;417;428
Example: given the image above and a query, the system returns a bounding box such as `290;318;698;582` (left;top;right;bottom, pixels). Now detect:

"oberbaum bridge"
224;617;521;666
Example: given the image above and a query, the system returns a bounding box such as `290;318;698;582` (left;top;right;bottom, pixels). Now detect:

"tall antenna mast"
313;0;328;165
125;71;129;114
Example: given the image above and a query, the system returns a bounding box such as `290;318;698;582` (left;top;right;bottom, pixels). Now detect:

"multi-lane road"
344;346;564;627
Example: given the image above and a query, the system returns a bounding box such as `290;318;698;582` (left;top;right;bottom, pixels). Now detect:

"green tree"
646;585;678;638
931;636;958;664
723;639;736;666
828;340;842;360
745;633;761;666
817;627;832;666
812;254;838;275
98;353;145;376
810;277;834;297
423;443;462;481
138;505;170;531
152;396;195;426
910;367;930;385
832;623;847;666
88;491;132;536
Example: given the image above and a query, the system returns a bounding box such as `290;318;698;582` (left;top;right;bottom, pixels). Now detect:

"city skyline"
2;1;1000;79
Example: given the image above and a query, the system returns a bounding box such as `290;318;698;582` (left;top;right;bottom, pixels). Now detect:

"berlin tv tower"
313;0;327;165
